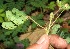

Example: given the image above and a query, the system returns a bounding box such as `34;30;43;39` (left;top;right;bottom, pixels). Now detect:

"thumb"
26;34;50;49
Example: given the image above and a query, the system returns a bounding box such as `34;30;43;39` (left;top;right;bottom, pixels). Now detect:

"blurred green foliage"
0;0;70;49
0;0;25;10
0;4;6;23
57;28;70;44
31;13;45;29
0;8;45;49
61;0;70;5
52;24;70;44
25;0;56;14
56;18;64;24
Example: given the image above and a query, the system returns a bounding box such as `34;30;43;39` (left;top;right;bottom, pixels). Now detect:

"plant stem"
50;10;64;27
54;8;61;15
28;16;44;29
27;8;64;35
47;19;52;34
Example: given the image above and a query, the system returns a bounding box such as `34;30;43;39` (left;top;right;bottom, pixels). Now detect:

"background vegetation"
0;0;70;49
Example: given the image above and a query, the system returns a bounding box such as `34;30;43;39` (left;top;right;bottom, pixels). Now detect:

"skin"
49;34;67;49
26;34;50;49
26;34;68;49
67;44;70;49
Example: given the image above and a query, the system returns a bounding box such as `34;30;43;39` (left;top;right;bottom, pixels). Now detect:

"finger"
67;44;70;49
26;34;50;49
49;34;67;49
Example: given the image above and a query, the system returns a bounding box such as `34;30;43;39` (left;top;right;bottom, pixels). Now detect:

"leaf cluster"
0;0;25;10
2;8;27;30
1;0;70;48
24;0;56;14
57;0;70;10
21;39;30;49
47;1;56;10
0;0;56;15
0;4;6;23
56;18;64;23
51;24;70;44
57;28;70;44
0;27;30;49
0;8;30;48
61;0;70;5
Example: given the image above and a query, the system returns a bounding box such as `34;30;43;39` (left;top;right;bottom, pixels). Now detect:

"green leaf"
37;20;45;26
57;28;69;39
42;0;48;3
51;24;60;34
4;40;14;47
0;12;6;17
4;31;13;35
6;10;15;21
65;37;70;44
4;17;8;21
48;1;56;10
56;18;64;23
30;0;47;8
31;16;37;20
61;28;68;33
5;0;24;10
0;0;4;4
24;20;30;26
6;2;16;10
5;0;14;2
0;4;6;13
2;8;28;30
12;31;18;37
0;34;6;40
25;6;35;14
31;20;45;29
2;22;17;29
31;22;37;29
0;17;4;23
21;39;30;49
0;8;5;13
57;0;70;10
13;36;20;43
36;13;44;19
16;1;24;9
59;31;65;38
21;25;28;32
31;14;45;28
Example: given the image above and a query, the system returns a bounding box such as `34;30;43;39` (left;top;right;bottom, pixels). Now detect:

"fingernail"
36;35;45;44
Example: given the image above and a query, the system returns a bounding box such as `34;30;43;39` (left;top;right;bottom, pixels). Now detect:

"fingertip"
26;44;38;49
40;34;50;49
36;34;49;44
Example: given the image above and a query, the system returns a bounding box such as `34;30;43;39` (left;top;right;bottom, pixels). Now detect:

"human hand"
27;34;69;49
26;34;49;49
